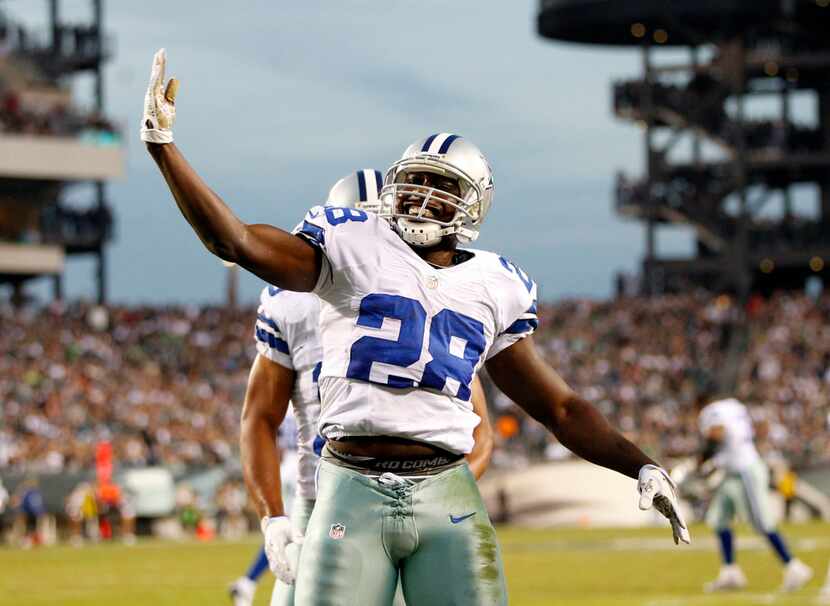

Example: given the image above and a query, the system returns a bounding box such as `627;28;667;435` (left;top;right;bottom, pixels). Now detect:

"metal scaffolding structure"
538;0;830;299
0;0;115;303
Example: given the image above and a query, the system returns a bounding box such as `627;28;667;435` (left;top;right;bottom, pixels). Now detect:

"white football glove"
638;464;691;545
261;516;301;585
141;48;178;144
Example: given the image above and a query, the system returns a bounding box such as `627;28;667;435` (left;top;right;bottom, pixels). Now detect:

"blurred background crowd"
2;291;828;476
0;89;118;142
0;303;250;474
493;292;830;470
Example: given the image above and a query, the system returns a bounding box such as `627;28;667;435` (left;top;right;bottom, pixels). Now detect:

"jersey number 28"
345;294;485;401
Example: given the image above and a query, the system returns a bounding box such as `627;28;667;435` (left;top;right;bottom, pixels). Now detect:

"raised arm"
141;49;319;292
465;376;494;480
147;143;319;291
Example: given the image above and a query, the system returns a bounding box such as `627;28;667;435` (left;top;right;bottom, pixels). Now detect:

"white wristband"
261;515;287;534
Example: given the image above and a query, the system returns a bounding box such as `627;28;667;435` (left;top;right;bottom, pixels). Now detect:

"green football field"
2;524;829;605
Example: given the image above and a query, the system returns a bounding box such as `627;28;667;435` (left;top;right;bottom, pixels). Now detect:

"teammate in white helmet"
695;391;812;593
142;49;688;606
229;171;494;606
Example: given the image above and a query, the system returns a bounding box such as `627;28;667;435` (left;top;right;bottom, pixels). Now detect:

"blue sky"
7;0;696;304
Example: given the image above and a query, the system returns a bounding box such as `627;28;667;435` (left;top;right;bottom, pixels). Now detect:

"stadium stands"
2;293;828;476
478;292;830;471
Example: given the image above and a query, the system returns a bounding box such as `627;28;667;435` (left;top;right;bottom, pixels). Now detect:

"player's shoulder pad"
470;249;538;334
260;283;282;303
259;284;288;319
259;284;318;324
292;205;378;251
470;249;537;298
700;401;728;421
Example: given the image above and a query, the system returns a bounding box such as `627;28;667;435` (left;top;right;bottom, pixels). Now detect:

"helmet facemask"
381;161;485;247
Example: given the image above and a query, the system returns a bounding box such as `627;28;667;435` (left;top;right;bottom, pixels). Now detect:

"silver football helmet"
380;133;494;247
326;169;384;213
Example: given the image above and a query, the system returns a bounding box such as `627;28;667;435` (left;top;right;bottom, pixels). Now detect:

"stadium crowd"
1;291;829;474
0;303;251;473
493;291;830;469
0;91;119;142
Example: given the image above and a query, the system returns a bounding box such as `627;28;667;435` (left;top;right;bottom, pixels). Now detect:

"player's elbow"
203;235;241;264
201;221;255;264
546;390;587;433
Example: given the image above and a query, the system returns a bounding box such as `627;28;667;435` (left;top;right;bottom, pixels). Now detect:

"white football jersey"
255;286;323;500
293;206;538;454
698;398;761;472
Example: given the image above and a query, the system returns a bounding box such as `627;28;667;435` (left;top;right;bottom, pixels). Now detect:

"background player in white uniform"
696;392;812;592
142;49;687;605
231;171;495;606
230;284;321;606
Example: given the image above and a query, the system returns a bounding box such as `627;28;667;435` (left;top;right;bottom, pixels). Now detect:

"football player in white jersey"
696;392;812;593
142;49;688;605
231;171;494;606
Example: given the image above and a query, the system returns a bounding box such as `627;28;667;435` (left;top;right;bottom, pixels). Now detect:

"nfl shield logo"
329;523;346;540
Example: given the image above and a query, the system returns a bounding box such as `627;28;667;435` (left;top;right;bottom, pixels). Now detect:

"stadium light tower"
538;0;830;299
0;0;123;304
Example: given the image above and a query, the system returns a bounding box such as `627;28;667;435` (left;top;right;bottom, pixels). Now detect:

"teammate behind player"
142;49;687;605
696;392;812;592
231;170;494;606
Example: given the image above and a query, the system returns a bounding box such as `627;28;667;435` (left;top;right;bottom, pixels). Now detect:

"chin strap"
396;218;483;247
396;218;453;247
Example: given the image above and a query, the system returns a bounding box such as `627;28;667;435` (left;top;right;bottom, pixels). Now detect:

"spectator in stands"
0;88;118;140
1;292;829;478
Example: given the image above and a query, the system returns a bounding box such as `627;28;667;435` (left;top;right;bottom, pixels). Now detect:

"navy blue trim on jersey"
499;256;535;293
267;286;282;297
421;133;439;152
527;300;538;315
297;220;326;248
312;360;323;405
255;327;290;354
356;170;367;201
437;134;460;154
374;170;383;192
257;313;281;334
504;317;539;335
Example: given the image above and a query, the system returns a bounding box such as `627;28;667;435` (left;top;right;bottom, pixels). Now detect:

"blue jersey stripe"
374;170;383;193
297;220;326;248
255;326;290;354
505;317;538;335
256;313;282;334
437;134;460;154
356;170;367;201
421;133;439;152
